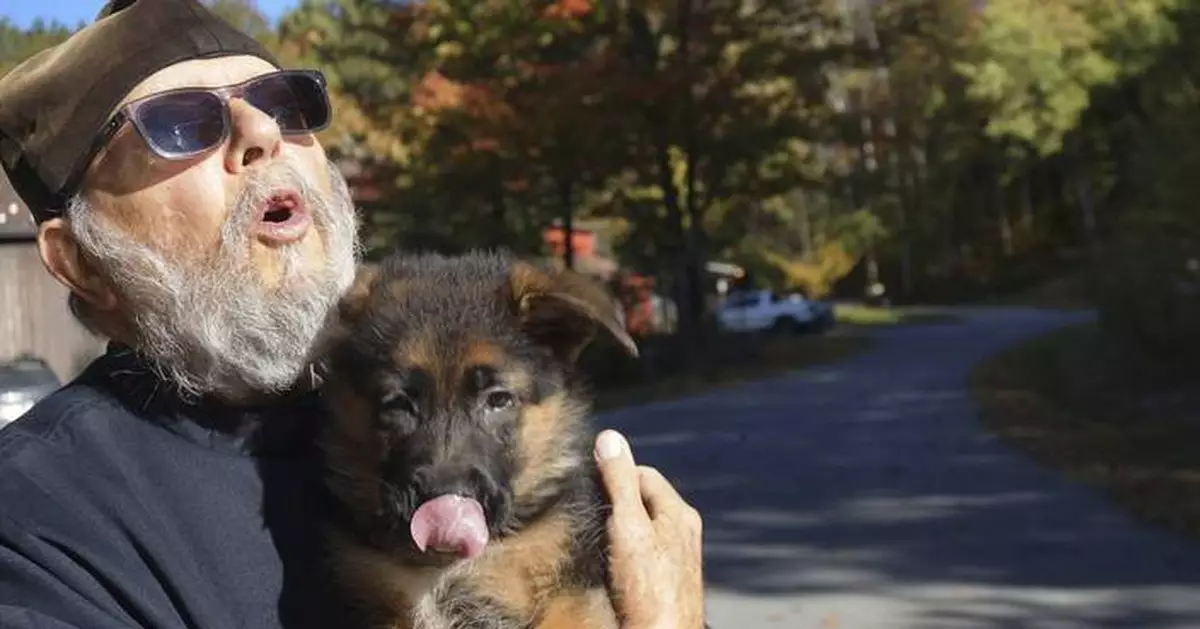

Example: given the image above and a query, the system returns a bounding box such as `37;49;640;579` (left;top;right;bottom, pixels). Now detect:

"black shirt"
0;343;359;628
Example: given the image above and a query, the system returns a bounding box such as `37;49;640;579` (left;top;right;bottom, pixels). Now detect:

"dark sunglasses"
96;69;332;160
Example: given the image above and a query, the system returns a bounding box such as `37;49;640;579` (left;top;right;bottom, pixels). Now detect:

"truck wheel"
770;317;802;336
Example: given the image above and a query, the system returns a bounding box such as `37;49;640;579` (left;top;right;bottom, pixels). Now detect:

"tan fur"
509;262;637;361
471;507;574;613
339;263;381;320
320;254;640;629
388;278;412;301
328;529;424;629
323;379;386;517
333;507;616;629
508;262;551;305
497;364;533;399
392;334;435;376
511;393;584;502
463;340;505;369
538;589;620;629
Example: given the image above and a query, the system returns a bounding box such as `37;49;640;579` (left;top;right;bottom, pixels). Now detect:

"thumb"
594;430;645;519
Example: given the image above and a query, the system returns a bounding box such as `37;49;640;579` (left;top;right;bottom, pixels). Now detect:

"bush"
1090;33;1200;372
575;327;770;390
1091;219;1200;372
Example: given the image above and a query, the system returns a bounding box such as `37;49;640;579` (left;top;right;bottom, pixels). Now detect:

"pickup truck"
714;289;834;334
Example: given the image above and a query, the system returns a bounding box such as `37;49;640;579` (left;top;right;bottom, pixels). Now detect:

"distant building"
540;220;619;280
0;173;106;381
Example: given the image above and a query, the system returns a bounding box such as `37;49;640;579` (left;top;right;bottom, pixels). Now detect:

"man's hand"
595;429;705;629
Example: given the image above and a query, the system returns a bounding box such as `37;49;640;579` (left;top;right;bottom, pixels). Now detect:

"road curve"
597;308;1200;629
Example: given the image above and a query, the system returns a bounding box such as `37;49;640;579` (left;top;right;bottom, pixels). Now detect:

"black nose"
411;464;493;503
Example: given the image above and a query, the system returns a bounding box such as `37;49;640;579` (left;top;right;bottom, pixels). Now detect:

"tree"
284;0;851;344
204;0;272;40
0;18;75;76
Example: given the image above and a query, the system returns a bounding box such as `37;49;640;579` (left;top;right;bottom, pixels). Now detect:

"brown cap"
0;0;280;223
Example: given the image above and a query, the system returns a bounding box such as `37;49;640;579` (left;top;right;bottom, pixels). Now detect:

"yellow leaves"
761;243;856;299
954;0;1126;155
435;41;465;59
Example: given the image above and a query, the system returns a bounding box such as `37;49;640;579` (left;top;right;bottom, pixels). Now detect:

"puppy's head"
316;251;636;566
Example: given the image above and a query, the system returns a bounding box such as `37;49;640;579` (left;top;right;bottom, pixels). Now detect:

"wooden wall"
0;242;107;382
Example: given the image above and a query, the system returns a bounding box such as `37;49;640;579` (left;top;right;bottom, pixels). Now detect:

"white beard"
67;156;362;403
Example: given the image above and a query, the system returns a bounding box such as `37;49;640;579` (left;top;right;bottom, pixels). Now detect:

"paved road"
597;308;1200;629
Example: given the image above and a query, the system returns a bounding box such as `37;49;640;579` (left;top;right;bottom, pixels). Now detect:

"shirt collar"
86;341;326;457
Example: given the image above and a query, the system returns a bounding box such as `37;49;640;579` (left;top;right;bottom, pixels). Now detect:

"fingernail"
596;430;624;461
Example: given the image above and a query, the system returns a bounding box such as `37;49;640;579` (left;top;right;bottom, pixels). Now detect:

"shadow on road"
596;310;1200;628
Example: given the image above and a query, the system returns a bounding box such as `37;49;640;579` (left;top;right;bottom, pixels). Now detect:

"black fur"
315;249;634;628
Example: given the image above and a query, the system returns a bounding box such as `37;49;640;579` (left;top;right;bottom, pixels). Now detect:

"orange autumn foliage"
412;71;514;123
542;0;593;20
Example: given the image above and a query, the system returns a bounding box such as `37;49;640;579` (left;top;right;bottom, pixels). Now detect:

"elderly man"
0;1;704;628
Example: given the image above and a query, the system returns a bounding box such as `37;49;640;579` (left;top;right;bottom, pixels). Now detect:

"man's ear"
36;217;118;312
507;261;638;365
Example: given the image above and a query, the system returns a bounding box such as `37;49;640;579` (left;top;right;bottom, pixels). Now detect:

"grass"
834;303;961;327
970;321;1200;539
593;330;873;412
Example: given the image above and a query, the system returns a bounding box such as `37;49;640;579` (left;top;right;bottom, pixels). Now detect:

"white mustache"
65;158;361;402
223;156;335;247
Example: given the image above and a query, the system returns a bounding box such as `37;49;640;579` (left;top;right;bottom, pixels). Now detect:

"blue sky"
3;1;303;29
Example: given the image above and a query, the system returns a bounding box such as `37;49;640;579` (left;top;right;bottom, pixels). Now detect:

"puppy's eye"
380;392;418;416
483;390;516;412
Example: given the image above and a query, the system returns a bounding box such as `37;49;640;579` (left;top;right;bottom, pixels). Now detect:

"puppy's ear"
507;261;639;365
338;263;381;322
312;263;380;374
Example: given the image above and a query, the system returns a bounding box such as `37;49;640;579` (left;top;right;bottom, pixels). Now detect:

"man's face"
60;55;361;402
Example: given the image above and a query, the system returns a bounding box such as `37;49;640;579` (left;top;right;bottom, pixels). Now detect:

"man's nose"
224;97;283;173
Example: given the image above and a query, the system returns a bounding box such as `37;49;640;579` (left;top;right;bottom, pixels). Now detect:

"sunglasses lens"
125;72;330;159
244;72;331;134
135;91;227;158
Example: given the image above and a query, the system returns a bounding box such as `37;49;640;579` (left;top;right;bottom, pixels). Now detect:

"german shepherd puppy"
313;250;640;629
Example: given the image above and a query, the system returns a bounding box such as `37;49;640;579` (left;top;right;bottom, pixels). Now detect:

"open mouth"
263;203;294;224
261;190;302;223
253;190;312;244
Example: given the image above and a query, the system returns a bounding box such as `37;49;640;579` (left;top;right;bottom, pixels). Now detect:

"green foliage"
203;0;273;39
279;0;856;333
955;0;1118;156
1087;0;1200;367
7;0;1200;366
0;18;75;75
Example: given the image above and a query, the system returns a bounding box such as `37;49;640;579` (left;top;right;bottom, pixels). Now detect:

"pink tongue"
409;494;489;559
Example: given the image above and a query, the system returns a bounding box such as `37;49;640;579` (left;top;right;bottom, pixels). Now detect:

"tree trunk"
998;205;1014;257
892;127;915;298
1075;170;1098;259
682;140;707;357
997;176;1014;257
489;183;508;250
558;175;576;270
649;124;694;346
985;153;1013;258
1068;136;1099;261
910;142;928;294
676;0;710;364
620;1;701;354
1019;168;1034;235
795;190;814;258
